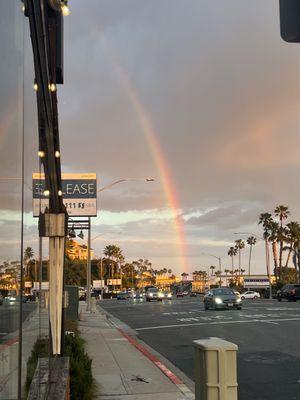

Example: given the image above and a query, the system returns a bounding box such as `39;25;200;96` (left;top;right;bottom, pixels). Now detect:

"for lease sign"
32;173;97;217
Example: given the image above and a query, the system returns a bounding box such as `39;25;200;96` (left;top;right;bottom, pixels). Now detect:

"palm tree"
224;269;230;286
214;270;222;287
228;247;237;274
234;239;245;278
274;205;290;271
168;269;172;276
23;246;34;277
103;245;122;281
209;265;215;276
246;236;257;276
181;272;189;282
284;222;300;268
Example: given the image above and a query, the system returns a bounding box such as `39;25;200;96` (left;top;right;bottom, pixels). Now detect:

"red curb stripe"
118;328;183;385
0;338;18;352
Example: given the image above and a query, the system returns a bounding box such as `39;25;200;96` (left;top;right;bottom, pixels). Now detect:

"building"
66;240;94;260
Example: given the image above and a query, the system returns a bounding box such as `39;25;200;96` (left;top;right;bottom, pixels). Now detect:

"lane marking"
135;317;300;331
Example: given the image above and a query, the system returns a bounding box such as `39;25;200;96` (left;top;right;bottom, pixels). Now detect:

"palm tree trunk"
231;256;234;274
248;245;252;277
285;247;293;268
272;241;279;280
238;248;241;279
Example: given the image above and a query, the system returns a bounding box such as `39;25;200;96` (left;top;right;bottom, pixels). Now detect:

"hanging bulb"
33;83;38;92
55;150;60;158
48;83;57;92
61;2;70;16
38;150;45;158
43;190;50;196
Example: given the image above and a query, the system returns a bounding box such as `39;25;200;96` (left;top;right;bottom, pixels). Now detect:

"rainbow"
98;34;190;272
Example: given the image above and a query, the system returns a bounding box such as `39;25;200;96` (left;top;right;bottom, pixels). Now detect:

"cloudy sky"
2;0;300;275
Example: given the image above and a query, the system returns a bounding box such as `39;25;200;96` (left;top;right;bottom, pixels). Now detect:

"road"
100;296;300;400
0;302;37;342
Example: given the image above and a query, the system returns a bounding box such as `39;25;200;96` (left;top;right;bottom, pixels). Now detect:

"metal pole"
100;257;103;300
265;238;272;299
86;217;91;311
219;257;222;287
39;236;42;300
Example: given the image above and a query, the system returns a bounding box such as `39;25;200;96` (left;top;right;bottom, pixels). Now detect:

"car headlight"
214;297;222;304
236;298;242;303
158;292;164;298
149;293;153;297
167;293;172;298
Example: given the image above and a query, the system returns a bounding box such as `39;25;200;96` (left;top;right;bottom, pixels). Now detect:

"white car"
241;291;260;300
146;288;164;302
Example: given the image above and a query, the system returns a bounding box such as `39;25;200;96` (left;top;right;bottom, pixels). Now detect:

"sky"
1;0;300;276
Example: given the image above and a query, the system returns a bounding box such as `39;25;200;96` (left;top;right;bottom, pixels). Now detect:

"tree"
209;265;215;276
274;205;290;270
228;247;237;274
234;239;245;278
224;269;230;286
103;245;122;279
214;270;222;287
23;246;34;278
246;236;257;276
284;222;300;268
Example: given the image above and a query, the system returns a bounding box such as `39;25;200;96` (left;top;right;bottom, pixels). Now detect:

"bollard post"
194;337;238;400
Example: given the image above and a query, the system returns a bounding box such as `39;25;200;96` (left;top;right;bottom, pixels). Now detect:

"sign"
107;279;121;286
33;281;49;290
32;173;97;217
93;280;105;289
25;281;32;288
243;277;270;288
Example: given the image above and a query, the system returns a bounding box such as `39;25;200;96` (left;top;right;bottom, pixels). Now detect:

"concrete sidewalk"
78;302;194;400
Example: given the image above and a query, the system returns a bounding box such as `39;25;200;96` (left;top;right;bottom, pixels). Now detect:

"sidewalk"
78;302;194;400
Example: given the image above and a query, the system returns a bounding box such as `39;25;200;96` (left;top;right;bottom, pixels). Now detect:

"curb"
118;327;183;385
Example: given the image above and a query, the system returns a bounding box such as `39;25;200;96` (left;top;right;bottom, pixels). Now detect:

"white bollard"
194;337;238;400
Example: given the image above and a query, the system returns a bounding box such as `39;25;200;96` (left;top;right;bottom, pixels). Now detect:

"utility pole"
86;217;91;311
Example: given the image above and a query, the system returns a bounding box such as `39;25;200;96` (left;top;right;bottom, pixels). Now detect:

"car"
131;291;143;300
176;291;184;298
146;287;164;302
233;291;241;297
190;292;197;297
203;288;242;310
277;284;300;302
163;291;173;299
241;291;260;300
182;291;189;296
117;291;130;300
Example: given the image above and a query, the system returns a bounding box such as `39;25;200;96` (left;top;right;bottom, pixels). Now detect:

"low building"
66;240;94;260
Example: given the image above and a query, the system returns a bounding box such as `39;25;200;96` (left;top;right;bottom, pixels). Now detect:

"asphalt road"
100;296;300;400
0;302;36;342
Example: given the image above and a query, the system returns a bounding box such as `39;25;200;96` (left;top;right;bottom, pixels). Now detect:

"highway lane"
0;302;37;342
100;297;300;400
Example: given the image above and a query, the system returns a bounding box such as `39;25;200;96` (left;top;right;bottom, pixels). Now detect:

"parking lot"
100;296;300;400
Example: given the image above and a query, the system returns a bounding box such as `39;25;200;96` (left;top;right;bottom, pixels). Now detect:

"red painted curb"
0;338;18;352
118;328;183;385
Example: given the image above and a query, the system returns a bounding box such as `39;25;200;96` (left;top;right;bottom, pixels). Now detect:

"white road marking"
135;317;300;331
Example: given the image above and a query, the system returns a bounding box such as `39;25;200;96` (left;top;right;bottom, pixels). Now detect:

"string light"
61;2;70;16
58;190;62;196
48;83;57;92
43;190;50;196
21;3;25;13
38;150;45;158
33;83;38;92
55;150;60;158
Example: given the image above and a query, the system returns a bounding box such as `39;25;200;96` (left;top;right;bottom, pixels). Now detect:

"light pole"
234;232;272;299
201;253;222;287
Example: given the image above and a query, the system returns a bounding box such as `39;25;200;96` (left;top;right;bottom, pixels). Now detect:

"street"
0;302;37;343
100;296;300;400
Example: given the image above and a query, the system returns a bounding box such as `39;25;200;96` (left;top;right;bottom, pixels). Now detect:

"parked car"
163;291;173;299
176;291;184;298
240;291;260;300
204;288;242;310
277;284;300;302
117;291;130;300
146;287;164;302
190;292;197;297
182;291;189;296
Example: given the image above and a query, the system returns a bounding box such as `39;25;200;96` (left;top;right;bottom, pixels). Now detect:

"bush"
26;327;95;399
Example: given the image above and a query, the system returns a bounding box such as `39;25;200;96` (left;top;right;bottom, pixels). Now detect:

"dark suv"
277;284;300;302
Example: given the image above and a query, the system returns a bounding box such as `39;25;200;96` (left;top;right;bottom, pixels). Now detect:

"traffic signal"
279;0;300;42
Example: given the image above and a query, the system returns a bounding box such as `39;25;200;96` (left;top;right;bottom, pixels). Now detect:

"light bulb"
48;83;56;92
61;4;70;16
58;190;62;196
55;151;60;158
43;190;50;196
33;83;38;91
38;150;45;158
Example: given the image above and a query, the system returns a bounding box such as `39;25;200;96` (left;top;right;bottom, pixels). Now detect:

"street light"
97;177;154;193
234;232;272;299
201;252;222;287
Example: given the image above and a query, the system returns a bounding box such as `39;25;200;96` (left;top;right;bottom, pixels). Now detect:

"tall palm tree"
23;246;34;277
228;247;237;274
246;236;257;276
274;205;290;271
103;245;122;280
214;270;222;287
234;239;245;278
284;222;300;268
209;265;215;276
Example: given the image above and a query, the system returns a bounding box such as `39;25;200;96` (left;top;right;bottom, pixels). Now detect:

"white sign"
32;173;97;217
25;281;32;288
93;280;105;288
33;281;49;290
107;279;121;286
244;278;270;288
